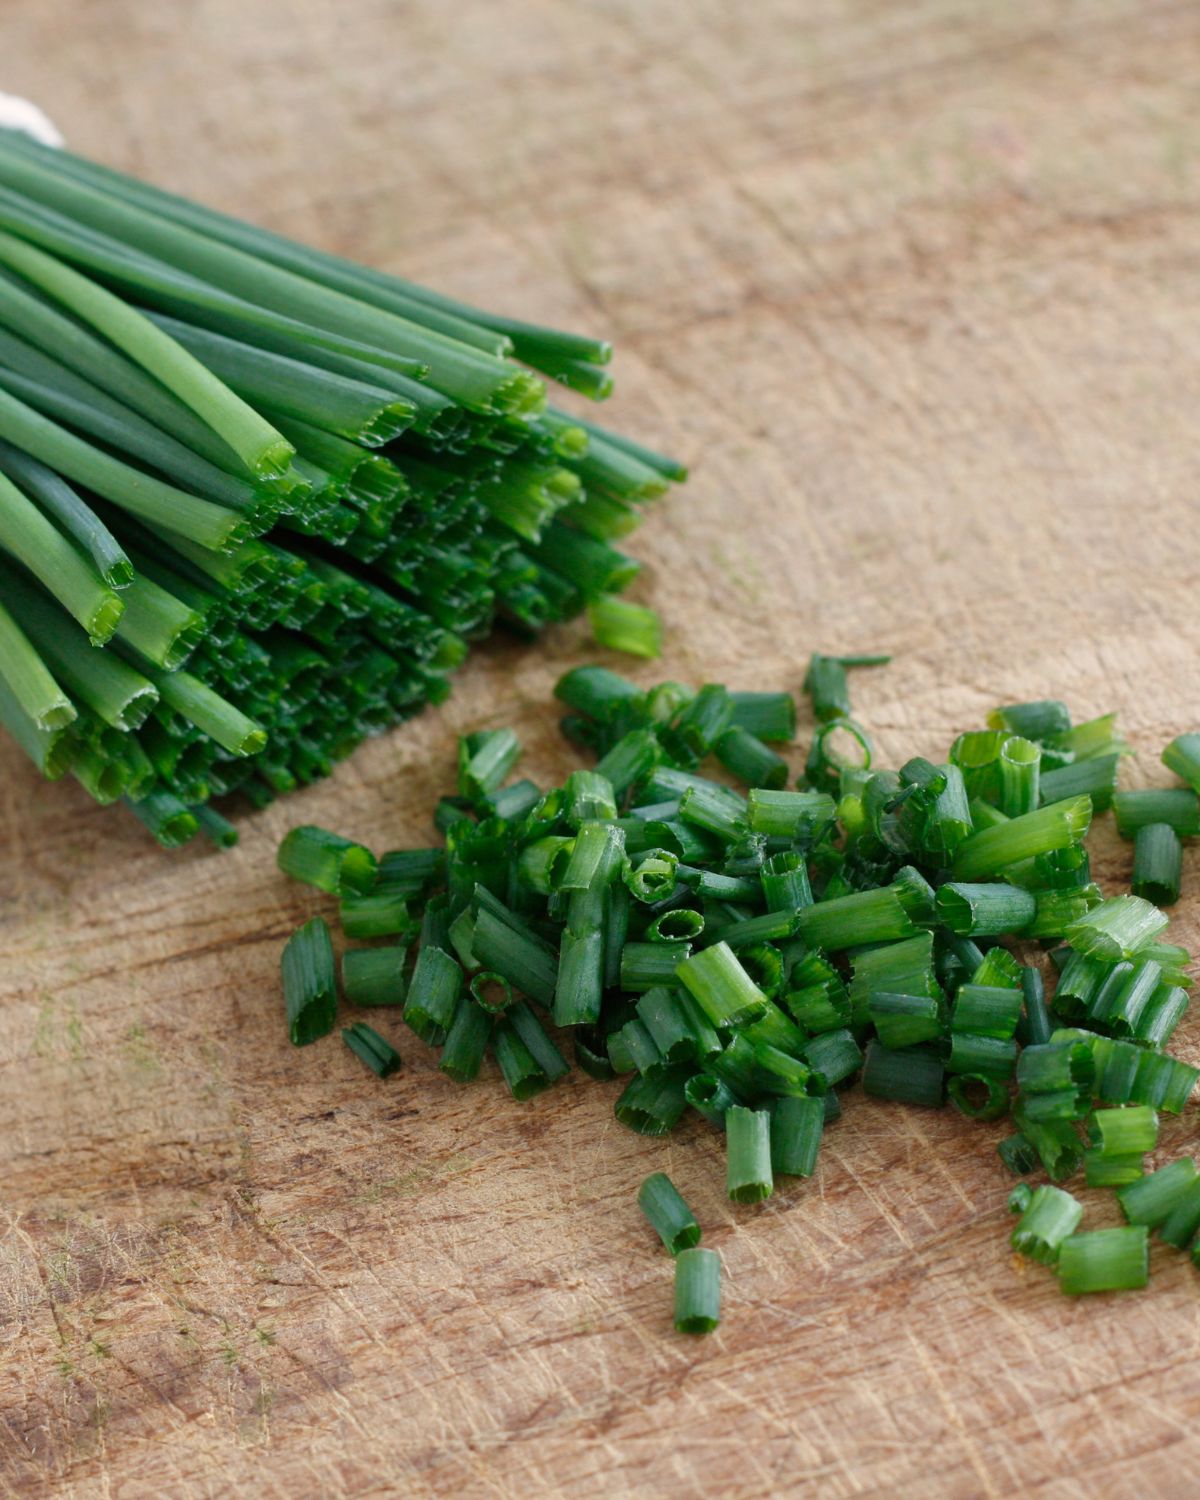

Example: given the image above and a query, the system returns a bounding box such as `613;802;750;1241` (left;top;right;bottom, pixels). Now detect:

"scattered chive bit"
280;916;337;1046
673;1247;721;1334
342;1022;402;1078
276;659;1200;1322
0;133;686;846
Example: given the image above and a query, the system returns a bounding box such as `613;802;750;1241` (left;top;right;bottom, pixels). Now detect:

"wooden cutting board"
3;1;1200;1494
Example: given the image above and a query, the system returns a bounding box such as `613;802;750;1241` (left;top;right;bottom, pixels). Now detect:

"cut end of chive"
85;589;125;645
588;594;662;659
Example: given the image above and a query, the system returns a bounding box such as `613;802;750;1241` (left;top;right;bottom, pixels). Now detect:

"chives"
624;849;680;903
1131;823;1182;907
1017;1041;1094;1095
951;797;1092;880
760;851;813;914
947;1074;1009;1120
1020;967;1052;1047
1134;983;1189;1049
952;984;1023;1040
998;1133;1039;1175
638;986;721;1064
1064;895;1168;962
622;940;693;992
796;887;916;950
1009;1184;1033;1214
805;717;872;792
439;996;493;1082
725;1107;774;1203
679;783;749;843
493;1020;552;1101
947;1033;1017;1080
936;883;1035;937
471;971;515;1015
638;1173;701;1254
998;736;1040;818
1012;1113;1083;1182
403;944;462;1046
988;700;1071;740
715;725;788;790
595;729;661;798
1158;1178;1200;1249
1084;1152;1144;1189
278;825;377;896
1039;754;1120;812
769;1095;824;1177
615;1066;691;1135
746;788;836;838
342;946;407;1008
280;917;337;1046
340;889;411;939
471;906;558;1008
869;992;943;1049
459;728;522;800
676;943;768;1029
1112;788;1200;839
1010;1186;1083;1264
728;691;796;742
588;594;661;658
1116;1158;1198;1228
1057;1227;1149;1295
673;1248;721;1334
685;1072;741;1128
1161;732;1200;794
342;1022;402;1078
862;1042;945;1108
801;1028;863;1087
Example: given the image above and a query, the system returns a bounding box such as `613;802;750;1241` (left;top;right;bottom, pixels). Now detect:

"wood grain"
3;1;1200;1495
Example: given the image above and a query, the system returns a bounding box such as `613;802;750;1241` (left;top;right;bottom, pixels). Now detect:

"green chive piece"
439;995;493;1082
760;851;813;914
1112;788;1200;839
280;916;337;1046
797;887;916;951
947;1033;1017;1080
340;889;411;939
458;727;522;800
951;796;1092;880
470;970;515;1015
997;735;1041;817
493;1018;551;1101
1088;1105;1159;1157
1057;1226;1149;1295
1117;1157;1198;1227
342;946;407;1008
638;1172;702;1254
869;991;943;1049
1039;754;1121;812
508;1002;569;1083
725;1106;774;1203
805;717;872;793
1158;1178;1200;1249
1008;1184;1033;1214
622;940;693;993
471;906;558;1008
769;1095;824;1178
673;1247;721;1334
192;804;239;849
595;728;661;798
615;1065;691;1135
862;1042;945;1108
1017;1041;1094;1097
1019;967;1053;1047
278;824;377;896
588;594;661;658
1131;823;1183;907
952;984;1023;1040
1010;1185;1083;1264
947;1074;1010;1120
624;848;681;904
685;1071;741;1128
1133;982;1189;1048
676;942;768;1028
745;788;836;839
988;700;1071;740
1064;895;1169;962
804;654;851;722
342;1022;402;1078
936;882;1035;937
714;725;789;790
403;944;463;1046
728;691;797;742
565;768;619;826
638;986;721;1064
1084;1151;1144;1189
998;1133;1039;1175
554;664;642;720
1162;732;1200;794
647;908;706;943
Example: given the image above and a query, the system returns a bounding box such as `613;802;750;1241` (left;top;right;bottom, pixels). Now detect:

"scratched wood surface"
3;1;1200;1495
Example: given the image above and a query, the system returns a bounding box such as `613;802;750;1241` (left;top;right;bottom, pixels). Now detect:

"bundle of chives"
0;130;684;842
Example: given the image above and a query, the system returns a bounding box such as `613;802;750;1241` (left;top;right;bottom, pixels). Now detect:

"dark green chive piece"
1057;1226;1149;1295
1116;1157;1198;1228
947;1074;1010;1121
403;945;462;1046
281;916;337;1046
676;942;768;1029
342;945;407;1007
638;1172;702;1254
862;1042;945;1108
936;882;1035;937
769;1095;824;1178
725;1106;773;1203
470;970;515;1014
1010;1186;1083;1264
714;725;789;790
278;824;377;895
1162;732;1200;794
342;1022;401;1078
1131;823;1183;907
674;1247;721;1334
615;1065;691;1135
727;690;797;742
439;995;493;1082
1112;788;1200;839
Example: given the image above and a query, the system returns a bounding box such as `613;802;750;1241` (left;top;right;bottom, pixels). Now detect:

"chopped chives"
862;1042;945;1108
403;944;462;1045
673;1247;721;1334
1084;1151;1144;1189
1064;895;1168;962
997;1132;1039;1175
1161;732;1200;794
439;995;493;1081
1133;982;1189;1049
947;1032;1017;1080
459;727;522;800
676;942;768;1029
1019;967;1052;1047
493;1019;551;1101
471;970;515;1015
951;796;1092;880
340;889;411;939
1112;788;1200;839
647;908;706;943
714;725;788;790
1008;1183;1033;1214
278;824;377;896
342;1022;401;1078
725;1106;773;1203
1057;1226;1149;1295
801;1028;862;1087
869;991;943;1049
615;1065;691;1135
595;729;661;798
797;887;915;951
1158;1178;1200;1249
588;594;661;658
988;700;1071;740
471;906;558;1008
997;735;1040;817
745;788;836;839
805;717;872;793
952;984;1023;1040
935;882;1035;937
769;1095;824;1177
342;946;407;1008
1010;1185;1083;1264
1116;1157;1197;1227
1039;754;1120;812
1131;823;1182;907
727;691;796;742
947;1073;1009;1120
280;916;337;1046
1011;1112;1083;1181
565;768;618;826
638;1173;701;1254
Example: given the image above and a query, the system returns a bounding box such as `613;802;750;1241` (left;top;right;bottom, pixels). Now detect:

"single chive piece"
862;1042;945;1108
1088;1105;1159;1157
952;984;1024;1041
595;728;661;798
947;1073;1009;1121
1025;886;1104;944
624;848;681;904
971;947;1023;991
340;889;411;940
988;700;1071;740
621;939;693;992
124;790;198;847
951;796;1092;880
565;768;619;826
493;1018;551;1101
753;1040;819;1097
714;725;789;791
947;1033;1018;1080
483;779;542;823
676;942;768;1029
192;803;239;849
471;906;558;1008
1039;754;1121;812
342;945;407;1007
647;908;706;943
404;943;463;1045
889;865;937;924
769;1095;824;1178
588;594;661;658
805;717;872;792
638;1172;702;1254
574;1025;615;1082
702;908;800;952
559;820;625;892
638;986;721;1064
804;654;851;722
725;1106;774;1203
673;1247;721;1335
997;735;1040;817
1116;1157;1198;1227
1112;788;1200;839
801;1028;863;1087
518;835;577;895
745;788;836;838
554;920;605;1028
1131;823;1183;907
278;824;377;896
615;1065;692;1135
554;664;642;720
1162;732;1200;794
1133;982;1189;1049
1084;1151;1145;1189
342;1022;402;1078
508;1002;569;1082
1020;966;1053;1047
1158;1178;1200;1249
847;933;938;1026
950;729;1009;802
760;851;813;914
1009;1184;1034;1214
1057;1226;1149;1295
678;783;749;844
439;995;494;1082
280;916;337;1046
998;1132;1039;1175
1064;895;1169;962
797;887;916;951
685;1071;741;1128
669;683;735;758
1102;960;1164;1036
727;691;797;743
936;882;1035;937
1010;1185;1084;1264
458;727;522;800
1052;949;1115;1020
1017;1041;1095;1096
1011;1110;1083;1181
470;970;515;1015
869;991;943;1049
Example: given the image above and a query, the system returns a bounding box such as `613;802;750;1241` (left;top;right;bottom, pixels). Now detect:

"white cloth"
0;92;63;147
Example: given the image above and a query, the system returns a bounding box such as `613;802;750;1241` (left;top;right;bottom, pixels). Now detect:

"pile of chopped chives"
0;130;681;846
279;658;1200;1330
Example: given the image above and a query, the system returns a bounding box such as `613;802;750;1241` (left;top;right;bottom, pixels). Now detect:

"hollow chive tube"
1133;983;1189;1048
277;824;377;895
1088;1104;1159;1156
743;998;808;1057
935;883;1036;937
951;796;1092;880
1105;960;1164;1036
947;1074;1009;1121
760;851;813;914
889;865;937;924
685;1071;741;1128
1084;1151;1144;1189
947;1033;1017;1080
647;909;706;944
517;835;576;894
403;945;463;1046
753;1042;819;1097
342;945;407;1007
769;1095;824;1178
559;820;625;890
952;984;1023;1040
1009;1183;1034;1214
471;906;558;1007
804;653;851;722
678;784;748;843
988;699;1071;740
677;867;764;905
1131;823;1183;907
1057;1226;1149;1295
340;889;411;939
997;735;1040;817
281;916;337;1046
624;849;680;903
740;944;786;1001
675;942;768;1029
439;995;493;1082
998;1132;1039;1175
674;1247;721;1335
862;1042;945;1107
1158;1178;1200;1249
1017;1041;1095;1095
470;971;515;1015
1010;1185;1084;1264
457;727;521;800
621;940;692;992
1039;754;1121;812
587;595;660;658
869;992;943;1049
1052;949;1114;1020
594;728;661;798
714;725;788;790
727;691;796;742
1113;787;1200;838
638;986;721;1064
1162;732;1200;793
1117;1158;1198;1227
574;1025;614;1081
565;769;618;827
1064;895;1169;962
725;1106;773;1203
615;1065;691;1135
796;887;916;951
554;664;641;719
493;1020;551;1101
805;717;872;793
1020;966;1052;1047
670;683;735;758
638;1172;702;1254
703;909;800;952
794;1029;858;1087
745;788;836;838
342;1022;402;1078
